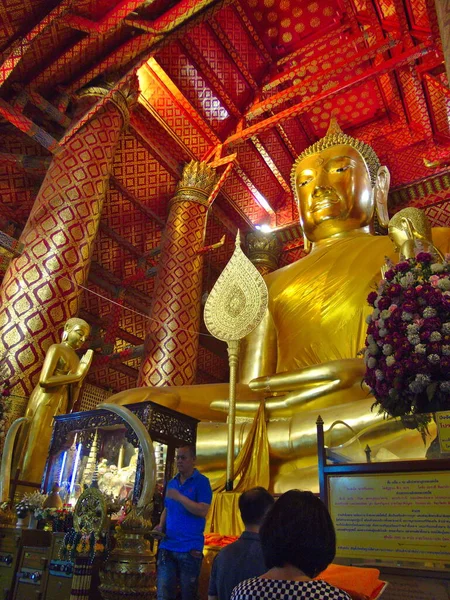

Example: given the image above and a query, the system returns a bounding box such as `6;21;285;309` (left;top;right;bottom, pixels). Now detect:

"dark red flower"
367;291;378;306
395;261;411;272
384;270;395;281
416;252;433;263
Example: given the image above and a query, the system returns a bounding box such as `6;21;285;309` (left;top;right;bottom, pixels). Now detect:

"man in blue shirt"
208;487;274;600
156;445;212;600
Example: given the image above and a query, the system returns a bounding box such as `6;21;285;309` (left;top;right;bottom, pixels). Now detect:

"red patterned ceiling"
1;0;449;392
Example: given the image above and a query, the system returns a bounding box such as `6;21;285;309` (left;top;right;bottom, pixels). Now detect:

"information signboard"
328;471;450;564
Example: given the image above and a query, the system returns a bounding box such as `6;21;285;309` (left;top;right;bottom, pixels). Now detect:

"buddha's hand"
77;349;94;376
210;358;366;416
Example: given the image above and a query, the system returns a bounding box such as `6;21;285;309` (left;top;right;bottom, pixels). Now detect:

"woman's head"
259;490;336;578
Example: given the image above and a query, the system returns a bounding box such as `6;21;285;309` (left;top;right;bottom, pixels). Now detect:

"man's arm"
166;489;210;517
154;507;167;531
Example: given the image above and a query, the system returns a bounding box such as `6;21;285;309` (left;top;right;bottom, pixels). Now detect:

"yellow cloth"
205;402;269;536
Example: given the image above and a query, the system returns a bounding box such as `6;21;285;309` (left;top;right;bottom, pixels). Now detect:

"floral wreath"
364;252;450;430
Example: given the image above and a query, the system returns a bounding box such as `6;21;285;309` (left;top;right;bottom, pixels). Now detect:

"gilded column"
138;161;218;387
246;230;281;276
0;80;134;408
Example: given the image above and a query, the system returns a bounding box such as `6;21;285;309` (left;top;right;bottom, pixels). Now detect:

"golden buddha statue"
388;207;445;261
15;318;93;485
108;122;450;492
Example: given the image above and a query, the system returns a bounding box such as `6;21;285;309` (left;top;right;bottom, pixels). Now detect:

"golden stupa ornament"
204;231;268;490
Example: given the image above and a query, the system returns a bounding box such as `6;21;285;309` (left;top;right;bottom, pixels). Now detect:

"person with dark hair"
231;490;351;600
208;487;274;600
155;445;212;600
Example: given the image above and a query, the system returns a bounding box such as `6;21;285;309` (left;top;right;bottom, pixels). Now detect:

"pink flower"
388;304;397;312
430;275;440;287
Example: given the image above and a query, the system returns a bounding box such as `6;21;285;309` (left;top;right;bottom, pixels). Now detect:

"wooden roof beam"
247;37;401;120
223;42;435;148
110;175;165;228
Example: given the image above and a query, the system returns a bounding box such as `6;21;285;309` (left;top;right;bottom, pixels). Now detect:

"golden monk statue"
388;207;445;261
15;318;93;485
107;122;450;492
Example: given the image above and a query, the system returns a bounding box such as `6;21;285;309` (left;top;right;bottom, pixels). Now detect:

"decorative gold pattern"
73;486;107;535
168;160;219;209
138;161;218;387
204;232;269;342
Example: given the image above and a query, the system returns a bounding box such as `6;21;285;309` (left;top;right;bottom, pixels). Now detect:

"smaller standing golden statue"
388;207;444;261
14;317;93;485
204;231;268;490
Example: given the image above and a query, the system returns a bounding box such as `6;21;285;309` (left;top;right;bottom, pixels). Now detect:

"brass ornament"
204;231;269;342
291;118;381;192
73;486;107;535
246;230;282;273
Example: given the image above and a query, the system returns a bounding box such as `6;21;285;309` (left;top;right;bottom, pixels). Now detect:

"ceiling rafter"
179;37;242;120
143;58;221;146
0;0;72;87
247;36;401;120
208;18;259;91
250;135;291;194
224;41;435;148
110;175;166;228
63;0;151;34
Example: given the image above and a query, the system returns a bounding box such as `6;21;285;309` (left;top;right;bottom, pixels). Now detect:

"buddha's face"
388;224;408;251
294;144;374;242
65;323;89;349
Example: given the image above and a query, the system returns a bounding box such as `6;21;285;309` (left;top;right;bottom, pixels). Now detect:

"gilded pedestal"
99;507;156;600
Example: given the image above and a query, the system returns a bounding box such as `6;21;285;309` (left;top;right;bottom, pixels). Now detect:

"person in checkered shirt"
231;490;351;600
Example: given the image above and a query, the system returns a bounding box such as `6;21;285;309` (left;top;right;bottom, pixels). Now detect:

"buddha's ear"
374;165;390;227
400;216;415;240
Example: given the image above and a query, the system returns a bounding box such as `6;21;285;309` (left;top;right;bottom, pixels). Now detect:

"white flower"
382;344;393;356
400;272;415;288
379;329;388;338
415;373;431;385
437;278;450;291
375;369;384;381
367;357;377;368
442;323;450;335
408;334;420;345
431;263;444;273
443;345;450;356
414;344;427;354
427;354;440;364
380;309;391;319
423;307;437;318
406;323;419;334
430;331;442;342
440;381;450;393
366;314;372;324
401;312;413;321
386;356;395;366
